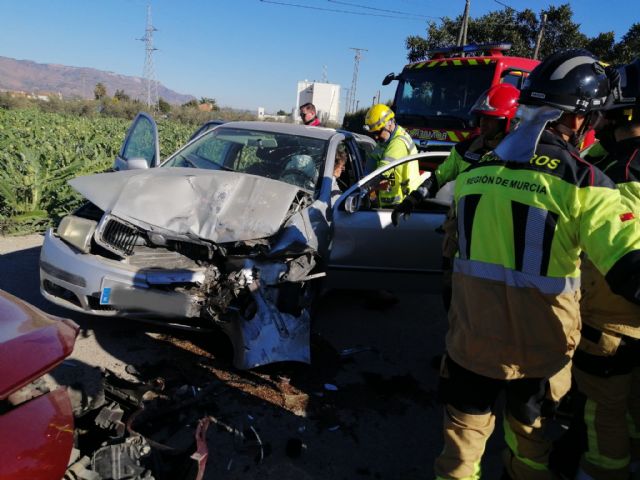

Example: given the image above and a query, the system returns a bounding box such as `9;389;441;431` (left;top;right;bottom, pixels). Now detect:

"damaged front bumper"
39;229;204;317
221;272;311;369
40;229;317;369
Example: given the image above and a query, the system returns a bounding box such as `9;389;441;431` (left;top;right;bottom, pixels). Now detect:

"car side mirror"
382;72;397;86
344;192;362;213
126;157;150;170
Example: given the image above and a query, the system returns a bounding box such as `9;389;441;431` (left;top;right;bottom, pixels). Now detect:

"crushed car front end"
40;168;325;369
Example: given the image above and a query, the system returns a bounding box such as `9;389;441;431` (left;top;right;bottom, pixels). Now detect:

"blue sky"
0;0;636;114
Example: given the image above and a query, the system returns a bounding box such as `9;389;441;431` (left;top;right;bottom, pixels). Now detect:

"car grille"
96;216;141;256
172;240;211;261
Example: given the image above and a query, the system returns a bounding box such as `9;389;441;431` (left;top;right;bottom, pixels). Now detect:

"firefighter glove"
391;191;421;226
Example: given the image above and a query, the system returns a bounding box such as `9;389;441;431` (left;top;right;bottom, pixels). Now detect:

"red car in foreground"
0;289;78;480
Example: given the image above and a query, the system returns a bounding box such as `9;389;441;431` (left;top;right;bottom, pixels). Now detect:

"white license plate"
99;278;131;305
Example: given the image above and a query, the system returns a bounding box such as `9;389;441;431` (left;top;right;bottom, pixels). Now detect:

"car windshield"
394;64;494;128
163;127;328;193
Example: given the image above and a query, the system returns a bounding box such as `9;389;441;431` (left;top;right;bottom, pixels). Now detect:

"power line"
493;0;532;15
326;0;442;19
258;0;426;21
494;0;515;10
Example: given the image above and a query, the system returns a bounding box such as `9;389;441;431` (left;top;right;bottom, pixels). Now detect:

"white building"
295;81;341;124
257;107;288;122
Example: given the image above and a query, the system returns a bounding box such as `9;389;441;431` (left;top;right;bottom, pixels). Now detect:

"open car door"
328;152;451;293
113;112;160;171
188;120;225;142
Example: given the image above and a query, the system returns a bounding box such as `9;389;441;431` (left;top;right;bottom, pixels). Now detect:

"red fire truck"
383;43;540;153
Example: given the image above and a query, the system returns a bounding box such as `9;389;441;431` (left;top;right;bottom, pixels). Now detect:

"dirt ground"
0;234;506;479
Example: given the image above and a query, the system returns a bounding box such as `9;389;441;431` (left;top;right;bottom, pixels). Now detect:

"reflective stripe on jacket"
371;125;420;206
447;130;640;380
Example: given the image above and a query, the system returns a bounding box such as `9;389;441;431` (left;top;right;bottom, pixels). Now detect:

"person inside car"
331;145;348;203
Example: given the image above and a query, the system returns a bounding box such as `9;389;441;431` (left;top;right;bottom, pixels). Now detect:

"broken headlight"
57;215;97;253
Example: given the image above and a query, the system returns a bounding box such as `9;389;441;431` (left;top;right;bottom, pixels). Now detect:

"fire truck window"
502;74;523;89
396;66;493;120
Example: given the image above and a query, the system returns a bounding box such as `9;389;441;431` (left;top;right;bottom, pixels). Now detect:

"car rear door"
113;112;160;171
327;152;450;293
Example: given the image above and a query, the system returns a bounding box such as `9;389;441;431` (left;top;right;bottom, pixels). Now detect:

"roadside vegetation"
0;106;195;234
0;86;269;235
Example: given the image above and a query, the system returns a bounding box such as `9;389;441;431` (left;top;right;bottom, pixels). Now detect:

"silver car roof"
214;121;340;140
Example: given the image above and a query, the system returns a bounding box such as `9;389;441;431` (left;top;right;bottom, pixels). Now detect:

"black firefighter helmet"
520;49;610;115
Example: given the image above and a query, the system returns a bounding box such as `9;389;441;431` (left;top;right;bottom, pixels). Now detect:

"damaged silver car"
40;114;449;369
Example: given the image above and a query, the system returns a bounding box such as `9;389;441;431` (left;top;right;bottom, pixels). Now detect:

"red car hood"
0;290;78;399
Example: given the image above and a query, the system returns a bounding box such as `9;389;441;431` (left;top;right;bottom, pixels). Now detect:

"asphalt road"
0;233;505;479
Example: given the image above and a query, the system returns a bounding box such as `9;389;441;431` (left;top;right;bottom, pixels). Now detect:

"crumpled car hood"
69;168;302;243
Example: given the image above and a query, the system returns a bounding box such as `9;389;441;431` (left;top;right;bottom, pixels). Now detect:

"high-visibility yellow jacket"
435;135;487;187
370;125;420;206
414;133;496;200
580;137;640;347
447;130;640;380
431;135;493;259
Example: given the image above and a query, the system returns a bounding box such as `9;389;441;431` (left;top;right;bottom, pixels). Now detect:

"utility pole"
461;0;470;52
533;13;547;60
342;87;350;118
457;0;470;48
139;4;159;109
347;47;367;113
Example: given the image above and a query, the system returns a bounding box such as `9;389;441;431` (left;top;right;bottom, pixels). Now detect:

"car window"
339;155;451;213
354;138;374;171
163;127;328;194
334;142;357;197
121;115;157;165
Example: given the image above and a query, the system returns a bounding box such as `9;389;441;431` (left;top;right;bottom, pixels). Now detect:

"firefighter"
572;58;640;480
391;82;520;310
433;49;640;480
363;103;421;206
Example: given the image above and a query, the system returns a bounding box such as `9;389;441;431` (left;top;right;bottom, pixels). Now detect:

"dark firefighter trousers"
434;355;571;479
573;327;640;480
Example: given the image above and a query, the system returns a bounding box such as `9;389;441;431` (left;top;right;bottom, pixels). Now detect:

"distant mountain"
0;56;195;105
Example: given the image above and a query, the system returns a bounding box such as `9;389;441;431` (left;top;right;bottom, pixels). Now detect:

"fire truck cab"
384;43;539;156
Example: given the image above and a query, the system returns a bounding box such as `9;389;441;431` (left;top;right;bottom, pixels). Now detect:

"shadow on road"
0;241;506;479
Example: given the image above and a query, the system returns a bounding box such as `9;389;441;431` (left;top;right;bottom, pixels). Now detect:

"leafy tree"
158;97;171;114
404;3;640;63
182;99;199;108
276;109;288;116
199;97;219;111
94;82;107;100
114;89;131;102
614;23;640;64
586;32;616;62
535;4;587;57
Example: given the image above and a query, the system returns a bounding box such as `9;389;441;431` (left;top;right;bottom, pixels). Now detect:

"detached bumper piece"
222;280;311;370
